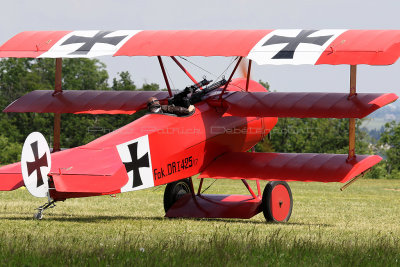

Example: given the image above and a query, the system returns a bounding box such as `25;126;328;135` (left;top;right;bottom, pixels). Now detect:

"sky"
1;0;400;94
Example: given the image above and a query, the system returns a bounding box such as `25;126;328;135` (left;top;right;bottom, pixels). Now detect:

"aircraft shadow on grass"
0;214;332;227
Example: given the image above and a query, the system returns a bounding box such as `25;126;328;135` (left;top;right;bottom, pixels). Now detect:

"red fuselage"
50;79;277;200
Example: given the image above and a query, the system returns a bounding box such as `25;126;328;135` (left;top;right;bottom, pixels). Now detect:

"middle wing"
4;90;170;115
205;79;398;119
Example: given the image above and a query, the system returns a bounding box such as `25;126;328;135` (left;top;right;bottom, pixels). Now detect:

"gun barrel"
189;79;227;104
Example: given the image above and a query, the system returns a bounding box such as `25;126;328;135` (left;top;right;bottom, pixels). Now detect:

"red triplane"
0;30;399;221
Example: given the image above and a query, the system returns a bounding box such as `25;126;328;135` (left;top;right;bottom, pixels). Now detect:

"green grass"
1;179;400;266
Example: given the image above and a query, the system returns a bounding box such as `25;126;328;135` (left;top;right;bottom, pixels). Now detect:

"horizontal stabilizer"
4;90;170;115
51;166;127;193
0;162;24;191
220;91;398;119
199;152;382;183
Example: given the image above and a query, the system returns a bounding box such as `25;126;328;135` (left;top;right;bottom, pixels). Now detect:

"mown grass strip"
0;179;399;266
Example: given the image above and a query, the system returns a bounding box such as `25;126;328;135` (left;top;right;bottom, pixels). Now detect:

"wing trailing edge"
199;152;381;183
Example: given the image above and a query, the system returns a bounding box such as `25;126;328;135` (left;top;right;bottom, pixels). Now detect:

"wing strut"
245;59;252;92
157;56;173;97
219;57;243;101
170;56;201;88
348;65;357;160
53;58;62;152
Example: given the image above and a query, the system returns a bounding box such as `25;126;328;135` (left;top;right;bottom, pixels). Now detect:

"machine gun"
189;78;228;105
168;78;212;108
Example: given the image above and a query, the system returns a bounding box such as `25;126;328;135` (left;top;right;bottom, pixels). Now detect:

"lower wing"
199;152;381;183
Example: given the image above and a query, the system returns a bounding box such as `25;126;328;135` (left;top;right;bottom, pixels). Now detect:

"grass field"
1;179;399;266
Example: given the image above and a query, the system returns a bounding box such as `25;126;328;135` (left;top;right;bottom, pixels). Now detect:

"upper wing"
4;90;170;115
199;152;381;183
1;30;400;65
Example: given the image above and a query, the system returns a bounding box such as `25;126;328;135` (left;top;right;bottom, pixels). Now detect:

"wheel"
163;178;191;213
262;181;293;222
34;211;43;220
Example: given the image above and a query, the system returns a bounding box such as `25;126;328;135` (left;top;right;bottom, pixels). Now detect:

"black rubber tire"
262;181;293;222
163;178;191;213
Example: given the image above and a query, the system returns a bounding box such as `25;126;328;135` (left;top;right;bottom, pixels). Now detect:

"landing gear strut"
34;200;56;220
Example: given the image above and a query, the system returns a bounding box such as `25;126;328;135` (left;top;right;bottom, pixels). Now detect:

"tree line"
0;58;399;179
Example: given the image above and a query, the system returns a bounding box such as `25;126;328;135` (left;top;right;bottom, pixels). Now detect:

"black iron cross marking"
262;30;334;59
60;31;128;55
26;141;48;188
123;142;150;188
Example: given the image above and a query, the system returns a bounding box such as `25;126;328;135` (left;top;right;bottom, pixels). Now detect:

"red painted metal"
241;179;258;199
270;184;291;221
219;91;398;119
199;152;382;183
170;56;200;86
157;56;172;97
4;90;170;114
165;194;262;219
